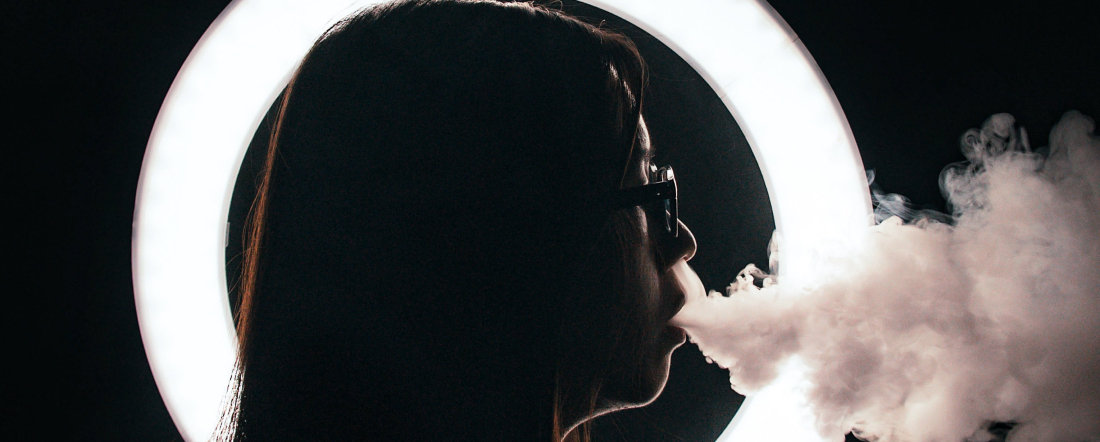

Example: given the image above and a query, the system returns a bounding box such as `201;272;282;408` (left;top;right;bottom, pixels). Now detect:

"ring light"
132;0;872;440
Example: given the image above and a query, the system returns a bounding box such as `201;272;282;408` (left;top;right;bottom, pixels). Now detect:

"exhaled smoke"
672;112;1100;442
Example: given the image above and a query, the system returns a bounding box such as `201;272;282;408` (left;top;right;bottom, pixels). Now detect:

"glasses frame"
609;164;679;237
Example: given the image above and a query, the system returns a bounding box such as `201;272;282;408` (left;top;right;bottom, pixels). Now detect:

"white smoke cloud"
672;111;1100;441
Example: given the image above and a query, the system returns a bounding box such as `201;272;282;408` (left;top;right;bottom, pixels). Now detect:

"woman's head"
226;1;700;440
581;116;699;408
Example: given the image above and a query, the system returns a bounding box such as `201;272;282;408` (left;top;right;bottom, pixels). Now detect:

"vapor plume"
672;112;1100;441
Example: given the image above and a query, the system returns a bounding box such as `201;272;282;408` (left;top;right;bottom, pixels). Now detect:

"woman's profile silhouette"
218;1;704;440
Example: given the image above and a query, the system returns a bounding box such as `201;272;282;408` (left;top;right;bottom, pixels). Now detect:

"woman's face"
598;117;704;409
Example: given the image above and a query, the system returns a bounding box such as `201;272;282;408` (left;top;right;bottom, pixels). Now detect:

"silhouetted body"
219;1;701;440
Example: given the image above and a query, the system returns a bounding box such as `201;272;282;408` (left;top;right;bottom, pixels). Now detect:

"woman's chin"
599;325;685;411
664;324;687;348
635;337;683;407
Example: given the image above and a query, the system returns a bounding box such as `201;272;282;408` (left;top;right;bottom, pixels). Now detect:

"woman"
218;1;703;440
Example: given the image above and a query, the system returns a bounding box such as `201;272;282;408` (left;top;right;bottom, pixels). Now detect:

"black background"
9;0;1098;440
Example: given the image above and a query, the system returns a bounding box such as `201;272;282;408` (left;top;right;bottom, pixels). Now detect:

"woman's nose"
667;219;697;264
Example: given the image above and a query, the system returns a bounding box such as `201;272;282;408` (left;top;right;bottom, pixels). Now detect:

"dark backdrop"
9;0;1098;440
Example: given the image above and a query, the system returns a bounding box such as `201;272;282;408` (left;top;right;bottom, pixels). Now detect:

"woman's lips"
667;259;705;321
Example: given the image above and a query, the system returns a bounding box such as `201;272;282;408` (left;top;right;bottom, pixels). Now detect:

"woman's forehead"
621;117;652;188
637;117;652;160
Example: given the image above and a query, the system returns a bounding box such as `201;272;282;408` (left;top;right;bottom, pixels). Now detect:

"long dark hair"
216;1;647;440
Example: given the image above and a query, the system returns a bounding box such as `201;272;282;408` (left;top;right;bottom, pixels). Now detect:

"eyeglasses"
609;164;679;237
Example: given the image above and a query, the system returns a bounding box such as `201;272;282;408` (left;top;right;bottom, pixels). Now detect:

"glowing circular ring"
132;0;872;440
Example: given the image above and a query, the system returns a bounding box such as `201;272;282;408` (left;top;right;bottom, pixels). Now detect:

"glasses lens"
655;166;678;236
663;199;673;232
